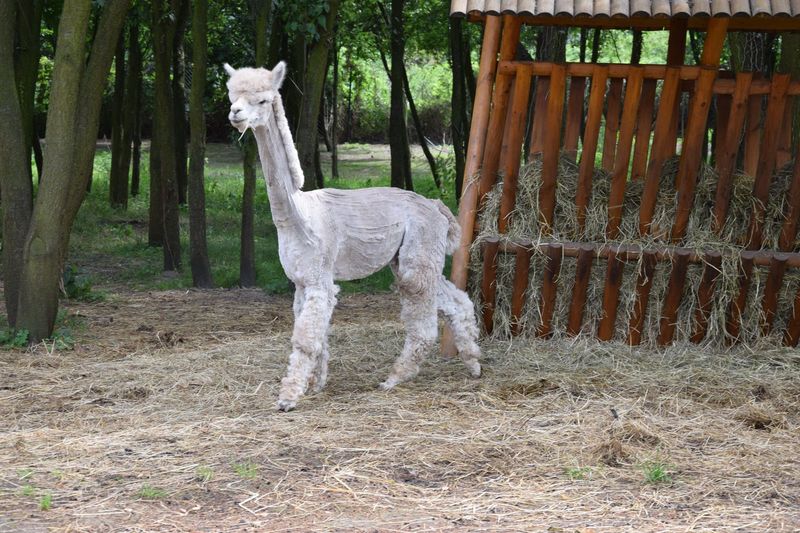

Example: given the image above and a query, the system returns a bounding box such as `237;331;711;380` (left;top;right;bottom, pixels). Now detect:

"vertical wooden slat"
480;240;500;334
601;78;624;171
712;73;753;234
713;93;731;165
627;251;658;346
639;67;682;236
776;101;793;168
529;76;550;156
539;64;567;233
597;250;626;341
666;18;688;66
726;254;755;341
671;68;718;242
743;94;763;177
631;78;657;181
607;68;644;239
657;249;691;346
761;253;788;336
567;244;594;335
576;67;609;233
563;76;587;160
537;244;563;338
444;15;503;356
510;247;532;336
778;156;800;251
699;18;730;67
747;74;791;250
690;252;723;343
477;17;523;203
497;66;534;233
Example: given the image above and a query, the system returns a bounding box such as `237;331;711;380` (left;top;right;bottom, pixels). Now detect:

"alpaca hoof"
276;399;297;412
378;379;398;391
466;361;482;378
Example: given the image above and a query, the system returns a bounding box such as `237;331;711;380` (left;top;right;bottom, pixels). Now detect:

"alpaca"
224;61;481;411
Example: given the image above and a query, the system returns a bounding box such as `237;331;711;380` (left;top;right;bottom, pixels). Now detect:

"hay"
1;289;799;531
470;156;800;346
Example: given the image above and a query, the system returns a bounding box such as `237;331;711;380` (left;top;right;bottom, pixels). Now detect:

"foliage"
138;485;168;499
39;493;52;511
233;461;258;479
275;0;330;42
642;460;673;484
62;265;104;302
0;328;30;348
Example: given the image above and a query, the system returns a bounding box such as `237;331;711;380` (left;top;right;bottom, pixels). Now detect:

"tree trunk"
591;28;602;63
152;0;181;271
16;0;130;341
130;40;143;198
389;0;412;190
109;30;128;208
318;93;331;152
188;0;213;288
13;0;44;185
239;0;272;287
173;0;190;205
401;60;439;189
450;15;468;202
0;1;34;326
331;40;339;179
296;0;339;191
631;29;643;64
120;21;140;202
781;34;800;147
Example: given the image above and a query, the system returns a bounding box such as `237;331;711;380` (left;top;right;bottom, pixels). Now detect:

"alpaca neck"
252;96;311;237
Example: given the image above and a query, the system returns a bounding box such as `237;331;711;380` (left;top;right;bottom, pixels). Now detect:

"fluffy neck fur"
252;94;313;240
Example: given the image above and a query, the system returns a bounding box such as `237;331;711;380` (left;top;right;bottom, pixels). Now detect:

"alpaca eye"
259;100;267;104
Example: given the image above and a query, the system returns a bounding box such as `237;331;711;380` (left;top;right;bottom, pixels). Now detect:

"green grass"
565;466;592;480
39;493;52;511
232;461;258;479
196;465;214;483
138;485;168;500
642;460;673;484
69;143;453;294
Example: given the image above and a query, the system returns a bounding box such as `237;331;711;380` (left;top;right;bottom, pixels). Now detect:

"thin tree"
331;38;340;179
449;13;468;201
109;29;128;208
152;0;182;270
173;0;190;204
13;0;44;183
121;20;142;201
188;0;213;287
14;0;131;341
388;0;412;190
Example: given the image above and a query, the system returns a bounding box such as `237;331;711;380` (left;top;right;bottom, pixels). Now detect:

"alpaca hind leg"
277;283;336;411
437;276;481;377
379;291;437;390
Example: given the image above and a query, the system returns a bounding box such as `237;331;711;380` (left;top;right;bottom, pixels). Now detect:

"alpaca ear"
223;63;236;77
271;61;287;89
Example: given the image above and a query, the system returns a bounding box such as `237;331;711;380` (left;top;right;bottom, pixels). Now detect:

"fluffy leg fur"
380;289;438;390
437;276;482;377
278;282;337;411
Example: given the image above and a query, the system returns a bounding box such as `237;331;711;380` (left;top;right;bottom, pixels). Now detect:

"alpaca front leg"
437;277;481;378
277;284;335;411
309;339;330;393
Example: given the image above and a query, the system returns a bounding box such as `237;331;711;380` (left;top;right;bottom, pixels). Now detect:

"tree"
13;0;44;183
449;14;469;201
188;0;214;288
151;0;182;270
0;1;33;326
388;0;412;190
109;29;128;208
14;0;131;341
173;0;190;205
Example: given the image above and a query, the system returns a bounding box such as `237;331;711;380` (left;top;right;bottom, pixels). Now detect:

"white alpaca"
224;62;481;411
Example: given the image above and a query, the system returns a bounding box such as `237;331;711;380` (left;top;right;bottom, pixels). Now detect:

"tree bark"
120;21;141;201
631;29;643;64
401;59;439;189
296;0;340;191
13;0;44;185
389;0;412;190
591;28;601;63
0;1;34;326
109;30;128;208
331;39;339;179
152;0;182;271
450;15;468;202
172;0;190;205
188;0;213;288
16;0;130;341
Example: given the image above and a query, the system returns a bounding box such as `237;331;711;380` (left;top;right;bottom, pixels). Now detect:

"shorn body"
225;62;481;411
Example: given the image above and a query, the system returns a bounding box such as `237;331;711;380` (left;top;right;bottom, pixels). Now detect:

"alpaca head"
224;61;287;133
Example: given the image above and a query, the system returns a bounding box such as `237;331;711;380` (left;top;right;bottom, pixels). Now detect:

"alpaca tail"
435;200;461;255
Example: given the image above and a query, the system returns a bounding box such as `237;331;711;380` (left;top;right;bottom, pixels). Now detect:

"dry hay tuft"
469;156;800;346
1;290;799;531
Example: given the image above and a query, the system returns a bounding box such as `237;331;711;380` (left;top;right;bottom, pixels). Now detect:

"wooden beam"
444;14;502;356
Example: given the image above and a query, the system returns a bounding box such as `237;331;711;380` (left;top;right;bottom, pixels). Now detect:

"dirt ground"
1;288;799;532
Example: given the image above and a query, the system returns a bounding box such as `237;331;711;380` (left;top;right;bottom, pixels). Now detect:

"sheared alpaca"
224;61;481;411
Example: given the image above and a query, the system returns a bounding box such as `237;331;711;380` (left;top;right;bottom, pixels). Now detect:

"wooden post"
498;66;533;233
480;240;500;334
631;78;657;180
627;251;657;345
567;244;594;335
576;66;609;233
597;250;626;341
537;244;563;338
510;247;532;335
690;252;723;343
657;249;691;346
601;78;624;171
539;64;567;232
564;76;588;160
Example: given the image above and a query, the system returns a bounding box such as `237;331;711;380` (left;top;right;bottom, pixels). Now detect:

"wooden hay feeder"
446;1;800;347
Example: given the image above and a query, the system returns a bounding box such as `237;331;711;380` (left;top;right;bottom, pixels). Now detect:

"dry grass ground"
1;289;799;532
